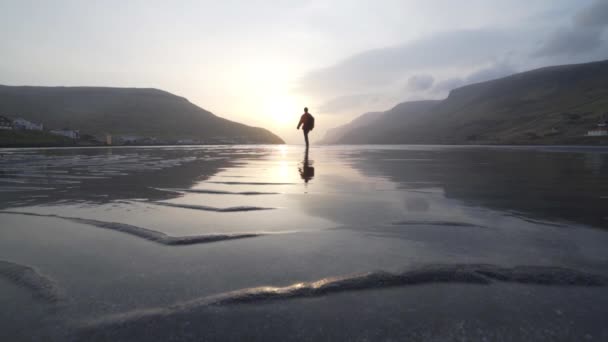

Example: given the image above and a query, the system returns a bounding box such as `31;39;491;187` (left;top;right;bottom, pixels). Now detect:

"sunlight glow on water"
1;145;608;340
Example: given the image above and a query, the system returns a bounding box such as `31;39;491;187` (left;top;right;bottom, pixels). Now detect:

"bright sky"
1;0;607;143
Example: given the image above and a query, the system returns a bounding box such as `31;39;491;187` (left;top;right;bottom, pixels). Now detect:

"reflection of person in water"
296;107;315;147
298;148;315;183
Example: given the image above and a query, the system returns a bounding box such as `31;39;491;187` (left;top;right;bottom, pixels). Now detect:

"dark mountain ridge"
318;111;383;144
0;85;284;144
321;59;608;145
335;100;441;144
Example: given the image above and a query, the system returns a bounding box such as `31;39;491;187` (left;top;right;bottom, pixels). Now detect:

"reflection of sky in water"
1;144;608;275
2;145;608;232
584;152;605;175
1;145;608;340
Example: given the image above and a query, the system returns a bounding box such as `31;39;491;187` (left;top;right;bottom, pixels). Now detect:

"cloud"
534;27;604;57
575;0;608;27
431;62;515;94
465;62;515;84
406;74;434;91
433;77;466;94
295;28;525;98
534;0;608;58
297;0;608;117
316;60;518;114
318;93;380;113
318;74;436;115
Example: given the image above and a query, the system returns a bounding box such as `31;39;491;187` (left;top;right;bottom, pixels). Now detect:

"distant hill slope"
331;101;441;144
0;86;284;144
323;59;608;145
318;111;383;144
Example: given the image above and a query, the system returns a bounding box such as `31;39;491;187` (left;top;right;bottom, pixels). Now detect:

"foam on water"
0;260;62;303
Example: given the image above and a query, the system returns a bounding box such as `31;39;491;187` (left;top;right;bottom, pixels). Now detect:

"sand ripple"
0;260;62;303
83;263;606;328
0;211;265;246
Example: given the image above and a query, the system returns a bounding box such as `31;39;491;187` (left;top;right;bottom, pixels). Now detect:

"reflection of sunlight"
278;160;289;179
264;145;292;182
267;146;295;183
264;159;293;183
277;144;288;157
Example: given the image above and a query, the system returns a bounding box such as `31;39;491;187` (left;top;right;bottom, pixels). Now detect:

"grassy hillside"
325;59;608;145
318;111;383;144
337;101;440;144
0;86;284;144
0;130;75;147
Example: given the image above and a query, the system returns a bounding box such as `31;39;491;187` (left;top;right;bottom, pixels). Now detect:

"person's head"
304;107;308;113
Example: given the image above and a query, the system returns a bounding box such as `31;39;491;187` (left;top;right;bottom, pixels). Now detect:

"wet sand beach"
1;145;607;341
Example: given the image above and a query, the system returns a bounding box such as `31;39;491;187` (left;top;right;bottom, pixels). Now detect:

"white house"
50;129;80;139
13;118;43;131
587;121;608;137
587;129;607;136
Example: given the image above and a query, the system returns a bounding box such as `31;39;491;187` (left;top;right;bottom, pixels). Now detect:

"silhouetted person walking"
297;107;315;147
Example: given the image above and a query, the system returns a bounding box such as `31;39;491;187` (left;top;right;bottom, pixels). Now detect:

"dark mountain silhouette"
322;101;440;144
318;111;383;145
321;59;608;145
0;86;284;144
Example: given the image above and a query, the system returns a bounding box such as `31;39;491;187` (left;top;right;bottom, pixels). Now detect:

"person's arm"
297;115;304;129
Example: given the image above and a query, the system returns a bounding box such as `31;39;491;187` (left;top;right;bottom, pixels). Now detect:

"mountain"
0;86;284;144
322;59;608;145
326;101;441;144
318;111;383;144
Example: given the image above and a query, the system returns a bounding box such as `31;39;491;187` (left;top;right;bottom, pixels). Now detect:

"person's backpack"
309;114;315;131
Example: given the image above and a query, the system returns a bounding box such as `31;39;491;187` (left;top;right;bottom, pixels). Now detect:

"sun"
263;95;301;127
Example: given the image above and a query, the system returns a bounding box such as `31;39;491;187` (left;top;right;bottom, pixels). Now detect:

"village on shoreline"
0;115;258;147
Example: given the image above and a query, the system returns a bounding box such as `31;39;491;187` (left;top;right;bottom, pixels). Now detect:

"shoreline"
2;142;607;149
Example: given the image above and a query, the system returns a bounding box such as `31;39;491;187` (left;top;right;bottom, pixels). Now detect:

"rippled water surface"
1;145;608;341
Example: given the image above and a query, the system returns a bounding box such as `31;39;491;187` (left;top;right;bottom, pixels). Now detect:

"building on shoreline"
50;129;80;139
117;135;143;144
586;119;608;137
13;118;43;131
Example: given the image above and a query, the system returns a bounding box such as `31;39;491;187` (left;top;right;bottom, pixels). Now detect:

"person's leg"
304;130;309;147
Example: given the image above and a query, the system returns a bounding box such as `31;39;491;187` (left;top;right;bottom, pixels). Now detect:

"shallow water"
1;145;607;341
